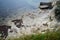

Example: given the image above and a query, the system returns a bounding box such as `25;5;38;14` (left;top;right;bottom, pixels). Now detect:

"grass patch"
8;31;60;40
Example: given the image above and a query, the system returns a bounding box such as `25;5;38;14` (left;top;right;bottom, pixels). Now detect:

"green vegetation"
7;31;60;40
55;0;60;21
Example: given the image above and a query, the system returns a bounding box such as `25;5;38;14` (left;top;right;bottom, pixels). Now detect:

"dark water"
0;0;39;17
0;0;51;17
